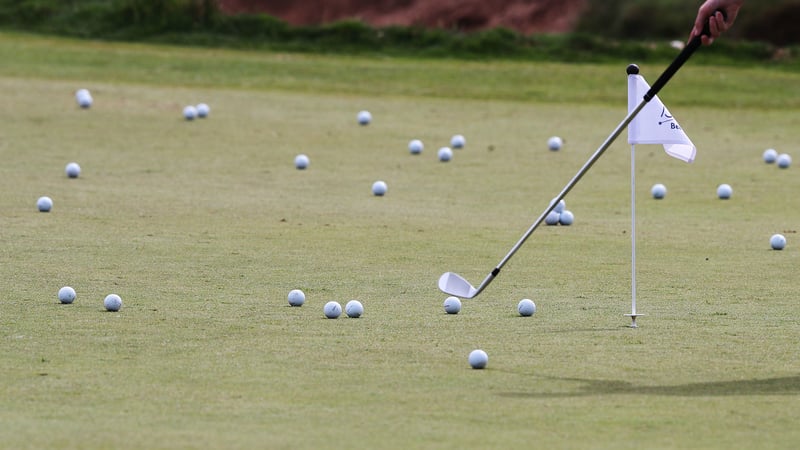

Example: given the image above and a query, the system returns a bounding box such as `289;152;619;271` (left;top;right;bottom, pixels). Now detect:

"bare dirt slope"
217;0;588;34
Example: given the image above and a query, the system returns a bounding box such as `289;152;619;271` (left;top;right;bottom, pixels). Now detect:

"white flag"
628;74;696;163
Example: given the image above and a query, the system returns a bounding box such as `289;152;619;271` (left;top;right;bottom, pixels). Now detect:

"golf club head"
438;272;478;299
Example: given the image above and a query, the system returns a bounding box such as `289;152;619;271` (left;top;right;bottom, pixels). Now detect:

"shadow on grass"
497;375;800;398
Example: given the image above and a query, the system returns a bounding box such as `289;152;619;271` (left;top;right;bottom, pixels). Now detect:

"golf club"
439;15;718;299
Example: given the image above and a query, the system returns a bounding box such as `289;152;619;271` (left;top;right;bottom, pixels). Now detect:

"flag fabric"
628;74;696;163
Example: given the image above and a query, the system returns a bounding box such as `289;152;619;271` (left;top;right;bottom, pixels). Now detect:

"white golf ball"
324;301;342;319
345;300;364;318
717;184;732;200
545;211;560;226
65;162;81;178
763;148;778;164
468;349;488;369
548;136;563;151
294;154;310;170
450;134;466;149
770;234;786;250
196;103;210;118
287;289;305;307
777;153;792;169
357;110;372;125
651;183;667;199
37;196;53;212
104;294;122;312
372;180;388;196
408;139;423;155
75;89;92;108
551;198;566;213
517;298;536;316
183;105;198;121
559;210;574;226
58;286;77;304
443;296;461;314
438;147;453;162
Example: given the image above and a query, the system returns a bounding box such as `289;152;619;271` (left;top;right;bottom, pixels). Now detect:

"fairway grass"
1;33;799;449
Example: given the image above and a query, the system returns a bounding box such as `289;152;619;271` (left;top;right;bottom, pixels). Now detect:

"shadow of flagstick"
496;375;800;399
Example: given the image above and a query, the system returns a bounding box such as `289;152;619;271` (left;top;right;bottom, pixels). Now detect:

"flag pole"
625;142;642;328
624;64;644;328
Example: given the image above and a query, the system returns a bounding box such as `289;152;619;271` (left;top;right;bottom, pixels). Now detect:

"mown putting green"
1;32;799;449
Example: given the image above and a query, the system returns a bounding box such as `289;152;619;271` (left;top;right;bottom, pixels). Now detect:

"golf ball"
196;103;210;118
443;296;461;314
763;148;778;164
58;286;77;304
294;154;310;170
372;181;388;196
287;289;305;307
517;298;536;316
770;234;786;250
183;105;198;121
545;211;560;226
548;136;563;151
75;89;92;108
408;139;423;155
559;210;574;226
468;349;488;369
324;301;342;319
438;147;453;162
717;184;732;200
552;198;566;213
104;294;122;312
357;110;372;125
777;153;792;169
450;134;466;149
65;162;81;178
651;184;667;200
37;196;53;212
345;300;364;318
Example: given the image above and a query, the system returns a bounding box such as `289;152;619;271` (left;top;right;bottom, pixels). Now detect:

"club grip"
644;10;724;102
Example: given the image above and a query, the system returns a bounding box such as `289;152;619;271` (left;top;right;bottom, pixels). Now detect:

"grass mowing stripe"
2;31;800;109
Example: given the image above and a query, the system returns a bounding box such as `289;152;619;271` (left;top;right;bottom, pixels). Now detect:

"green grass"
1;32;799;449
2;31;800;110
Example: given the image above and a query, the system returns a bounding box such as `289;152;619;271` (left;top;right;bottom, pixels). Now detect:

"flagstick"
625;143;643;328
623;55;702;327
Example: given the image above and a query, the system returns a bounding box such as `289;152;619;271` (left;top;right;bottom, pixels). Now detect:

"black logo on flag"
658;107;681;130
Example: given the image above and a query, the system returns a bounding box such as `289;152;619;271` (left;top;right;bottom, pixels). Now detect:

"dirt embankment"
217;0;588;34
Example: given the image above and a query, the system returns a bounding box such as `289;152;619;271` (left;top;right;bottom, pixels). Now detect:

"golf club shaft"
470;35;710;296
470;100;648;296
